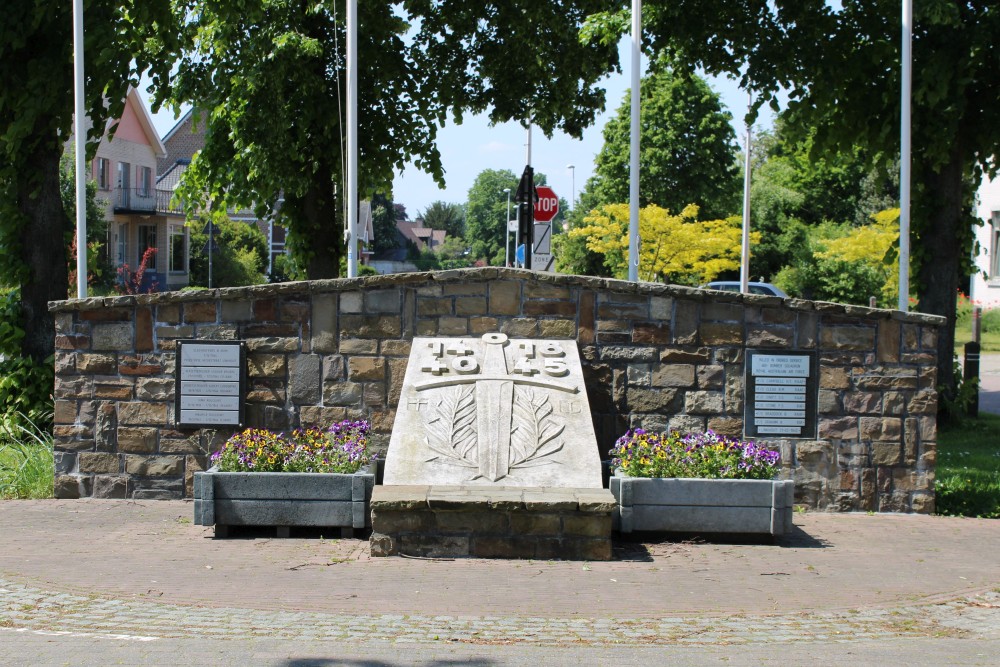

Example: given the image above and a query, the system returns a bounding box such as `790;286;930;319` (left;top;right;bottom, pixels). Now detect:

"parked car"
700;281;789;298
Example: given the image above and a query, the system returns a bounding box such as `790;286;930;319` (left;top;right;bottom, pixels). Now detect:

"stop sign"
533;186;559;222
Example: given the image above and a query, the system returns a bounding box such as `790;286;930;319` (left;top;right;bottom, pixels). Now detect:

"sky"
144;37;772;220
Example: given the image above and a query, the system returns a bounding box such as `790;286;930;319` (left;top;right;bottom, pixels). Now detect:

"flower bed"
608;430;793;536
194;420;375;537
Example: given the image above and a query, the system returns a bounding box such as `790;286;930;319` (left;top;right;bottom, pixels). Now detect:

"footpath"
1;500;999;665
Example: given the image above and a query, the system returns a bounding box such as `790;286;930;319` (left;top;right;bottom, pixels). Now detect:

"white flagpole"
73;0;87;298
346;0;358;278
739;91;752;294
628;0;641;282
898;0;912;311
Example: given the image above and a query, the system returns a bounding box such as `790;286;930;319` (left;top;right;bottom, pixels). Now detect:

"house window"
169;224;187;273
95;158;111;190
117;161;131;208
116;224;129;267
992;212;1000;279
138;224;157;270
137;166;152;197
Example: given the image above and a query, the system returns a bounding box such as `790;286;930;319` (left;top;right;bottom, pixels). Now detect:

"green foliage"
0;412;54;500
370;193;400;255
938;362;980;427
937;413;1000;519
589;57;740;219
59;152;114;293
0;288;53;428
1;0;180;362
419;201;465;239
165;1;619;279
189;214;268;288
464;169;521;265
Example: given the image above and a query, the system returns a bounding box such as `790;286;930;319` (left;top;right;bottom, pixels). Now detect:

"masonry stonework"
49;268;943;512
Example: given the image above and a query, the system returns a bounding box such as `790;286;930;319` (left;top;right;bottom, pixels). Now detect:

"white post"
73;0;87;298
567;164;575;211
346;0;359;278
504;188;511;267
740;91;752;294
628;0;641;282
898;0;912;311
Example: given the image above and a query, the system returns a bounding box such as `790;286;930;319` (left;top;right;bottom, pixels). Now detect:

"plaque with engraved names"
175;340;246;428
384;334;602;488
744;350;818;439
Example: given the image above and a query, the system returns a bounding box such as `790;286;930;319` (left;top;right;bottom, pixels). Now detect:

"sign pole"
628;0;641;282
73;0;87;298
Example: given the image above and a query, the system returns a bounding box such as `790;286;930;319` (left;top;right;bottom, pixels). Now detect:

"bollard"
964;340;980;418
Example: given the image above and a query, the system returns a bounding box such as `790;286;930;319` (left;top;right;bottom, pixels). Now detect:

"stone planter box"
193;466;375;538
610;475;795;536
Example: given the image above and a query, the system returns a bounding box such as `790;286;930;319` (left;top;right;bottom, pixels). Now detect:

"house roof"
122;87;167;158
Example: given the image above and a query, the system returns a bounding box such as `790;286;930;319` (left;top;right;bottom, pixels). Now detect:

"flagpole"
898;0;911;311
346;0;358;278
628;0;641;282
73;0;87;298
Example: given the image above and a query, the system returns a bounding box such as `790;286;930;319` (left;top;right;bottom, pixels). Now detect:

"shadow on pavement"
286;661;495;667
612;524;829;561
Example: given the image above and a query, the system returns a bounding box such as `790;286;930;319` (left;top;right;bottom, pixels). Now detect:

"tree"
570;203;754;284
60;151;113;292
188;213;269;288
371;193;400;255
584;0;997;398
0;1;178;365
165;0;621;280
588;58;740;219
419;201;465;239
464;169;520;265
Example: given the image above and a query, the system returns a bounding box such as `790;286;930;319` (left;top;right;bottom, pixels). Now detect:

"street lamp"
503;188;512;267
566;164;575;211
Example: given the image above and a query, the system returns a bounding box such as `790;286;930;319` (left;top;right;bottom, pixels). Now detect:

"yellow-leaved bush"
569;203;758;285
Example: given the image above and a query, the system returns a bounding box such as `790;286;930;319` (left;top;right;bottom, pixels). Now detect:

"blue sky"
145;37;770;220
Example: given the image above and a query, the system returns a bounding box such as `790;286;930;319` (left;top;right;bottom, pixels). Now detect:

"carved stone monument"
384;333;603;488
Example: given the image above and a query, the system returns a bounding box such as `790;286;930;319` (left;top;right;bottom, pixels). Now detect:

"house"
972;176;1000;308
397;219;446;252
88;88;190;291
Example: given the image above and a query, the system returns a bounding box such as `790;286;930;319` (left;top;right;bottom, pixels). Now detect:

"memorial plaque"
384;333;603;488
744;350;818;438
175;340;246;428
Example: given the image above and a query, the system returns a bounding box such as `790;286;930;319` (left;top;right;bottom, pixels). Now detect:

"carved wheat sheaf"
509;388;564;468
422;385;478;468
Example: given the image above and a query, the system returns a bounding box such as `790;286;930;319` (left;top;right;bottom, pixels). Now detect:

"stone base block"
370;485;614;561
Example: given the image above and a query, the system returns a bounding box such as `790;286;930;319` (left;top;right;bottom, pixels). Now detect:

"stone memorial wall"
48;268;943;512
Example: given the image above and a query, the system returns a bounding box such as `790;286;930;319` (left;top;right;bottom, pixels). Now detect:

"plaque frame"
744;350;818;440
175;340;247;429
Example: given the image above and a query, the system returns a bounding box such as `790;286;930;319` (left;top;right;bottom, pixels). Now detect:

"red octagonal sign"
533;186;559;223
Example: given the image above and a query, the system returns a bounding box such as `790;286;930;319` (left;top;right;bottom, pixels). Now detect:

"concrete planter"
193;465;375;537
610;475;795;536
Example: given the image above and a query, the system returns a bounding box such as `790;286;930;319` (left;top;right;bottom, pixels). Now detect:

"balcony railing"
113;188;185;215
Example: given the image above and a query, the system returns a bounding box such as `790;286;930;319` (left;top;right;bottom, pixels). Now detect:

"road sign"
533;186;559;223
515;244;525;265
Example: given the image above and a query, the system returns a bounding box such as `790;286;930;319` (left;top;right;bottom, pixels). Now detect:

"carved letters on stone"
384;334;602;488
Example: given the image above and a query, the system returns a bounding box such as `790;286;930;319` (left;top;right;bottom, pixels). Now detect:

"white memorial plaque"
746;351;817;439
384;333;602;488
175;340;245;427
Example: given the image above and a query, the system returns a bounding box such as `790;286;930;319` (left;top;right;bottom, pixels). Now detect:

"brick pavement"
1;500;998;648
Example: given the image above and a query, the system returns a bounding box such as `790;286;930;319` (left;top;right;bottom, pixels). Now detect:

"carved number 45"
513;358;568;377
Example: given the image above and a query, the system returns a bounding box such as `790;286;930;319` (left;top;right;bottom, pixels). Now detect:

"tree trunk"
914;147;967;403
16;141;70;362
302;163;343;280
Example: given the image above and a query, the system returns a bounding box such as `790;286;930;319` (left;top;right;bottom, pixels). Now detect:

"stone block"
183;302;217;323
289;355;322;404
135;378;174;401
509;512;561;534
56;376;93;400
54;475;83;499
339;291;363;313
299;405;348;426
650;364;695;388
92;475;128;499
339;314;401;339
79;452;120;474
843;392;881;414
820;326;875;350
699;323;743;345
907;390;937;414
455;296;488;316
626;387;679;414
684;391;724;415
819;417;858;440
488;281;521;315
660;347;711;364
54;400;76;424
119;355;163;376
348;356;384;382
501;318;538;337
818;390;840;414
125;455;184;477
707;417;743;437
77;353;116;374
92;323;133;351
597;302;647;319
118;402;168;425
877;319;901;363
248;354;286;378
746;327;793;347
437;317;469;335
696;365;725;389
860;417;901;442
323;381;363;406
820;366;851;390
871;442;902;466
246;337;300;353
417;298;453;317
366;289;400;313
117;427;157;453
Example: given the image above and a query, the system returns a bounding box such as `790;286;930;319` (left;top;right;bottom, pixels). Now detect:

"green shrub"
0;412;54;499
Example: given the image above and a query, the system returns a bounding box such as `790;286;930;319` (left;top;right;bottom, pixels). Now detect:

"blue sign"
515;244;525;264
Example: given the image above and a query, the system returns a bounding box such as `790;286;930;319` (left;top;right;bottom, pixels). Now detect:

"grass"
955;305;1000;353
0;413;54;500
936;413;1000;518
